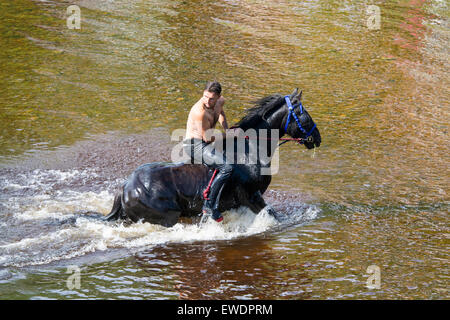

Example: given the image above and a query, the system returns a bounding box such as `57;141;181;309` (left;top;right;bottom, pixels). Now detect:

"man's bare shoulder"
189;100;206;120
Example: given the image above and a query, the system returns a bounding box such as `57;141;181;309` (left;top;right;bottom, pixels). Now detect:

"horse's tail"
104;193;124;221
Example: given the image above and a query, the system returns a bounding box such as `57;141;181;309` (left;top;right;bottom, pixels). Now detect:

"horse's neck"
266;105;288;136
255;108;287;160
231;115;285;167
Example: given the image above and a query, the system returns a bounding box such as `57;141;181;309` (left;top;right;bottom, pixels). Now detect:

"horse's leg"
248;191;281;221
235;187;268;215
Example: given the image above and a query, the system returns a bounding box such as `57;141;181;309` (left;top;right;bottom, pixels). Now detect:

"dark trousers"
182;138;234;208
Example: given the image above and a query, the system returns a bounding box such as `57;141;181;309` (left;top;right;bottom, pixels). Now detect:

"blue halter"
284;95;316;143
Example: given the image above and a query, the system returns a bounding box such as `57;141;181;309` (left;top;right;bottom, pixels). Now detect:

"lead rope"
202;169;218;200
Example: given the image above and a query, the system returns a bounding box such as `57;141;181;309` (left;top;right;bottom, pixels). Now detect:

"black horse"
105;89;321;226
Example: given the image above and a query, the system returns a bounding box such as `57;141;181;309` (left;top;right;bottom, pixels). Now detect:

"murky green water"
0;0;448;299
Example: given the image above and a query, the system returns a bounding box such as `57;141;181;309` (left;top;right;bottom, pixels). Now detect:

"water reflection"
0;0;448;299
134;237;313;300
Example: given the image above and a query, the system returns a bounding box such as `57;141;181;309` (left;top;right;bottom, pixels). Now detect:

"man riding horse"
105;86;321;227
183;81;233;223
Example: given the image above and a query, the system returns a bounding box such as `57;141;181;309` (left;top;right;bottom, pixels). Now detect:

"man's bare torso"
185;96;225;141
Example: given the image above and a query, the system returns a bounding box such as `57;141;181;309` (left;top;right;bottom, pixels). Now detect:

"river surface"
0;0;448;299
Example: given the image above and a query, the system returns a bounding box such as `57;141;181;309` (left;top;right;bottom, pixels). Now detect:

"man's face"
202;90;220;109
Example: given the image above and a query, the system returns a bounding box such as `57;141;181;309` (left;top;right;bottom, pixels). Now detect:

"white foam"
0;205;287;267
121;207;278;249
0;168;100;193
13;190;114;221
0;168;320;267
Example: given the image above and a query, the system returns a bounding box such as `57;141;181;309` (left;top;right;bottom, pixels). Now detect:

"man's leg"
201;143;234;222
182;139;234;222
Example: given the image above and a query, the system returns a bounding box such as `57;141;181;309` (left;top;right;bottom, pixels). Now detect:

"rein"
244;136;306;147
228;131;305;147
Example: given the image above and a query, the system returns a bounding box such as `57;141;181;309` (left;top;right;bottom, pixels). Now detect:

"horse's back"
131;161;212;190
121;162;213;224
121;162;180;225
120;161;265;225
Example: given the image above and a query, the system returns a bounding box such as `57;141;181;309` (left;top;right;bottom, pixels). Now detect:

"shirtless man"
183;81;234;222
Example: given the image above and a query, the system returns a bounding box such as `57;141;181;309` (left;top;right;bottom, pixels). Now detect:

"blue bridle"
284;95;316;143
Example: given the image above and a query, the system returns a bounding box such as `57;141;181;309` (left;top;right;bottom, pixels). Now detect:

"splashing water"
0;168;319;268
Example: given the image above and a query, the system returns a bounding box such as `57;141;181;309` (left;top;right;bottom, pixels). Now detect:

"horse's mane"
233;94;284;130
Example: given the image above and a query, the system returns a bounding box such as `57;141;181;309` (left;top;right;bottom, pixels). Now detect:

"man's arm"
218;110;228;130
217;97;228;130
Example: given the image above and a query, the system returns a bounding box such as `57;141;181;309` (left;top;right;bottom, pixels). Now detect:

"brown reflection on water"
133;236;314;300
324;205;449;299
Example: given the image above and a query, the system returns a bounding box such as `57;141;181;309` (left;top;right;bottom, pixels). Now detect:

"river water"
0;0;448;299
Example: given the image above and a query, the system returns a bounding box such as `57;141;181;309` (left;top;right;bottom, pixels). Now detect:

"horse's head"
234;89;321;150
282;88;321;149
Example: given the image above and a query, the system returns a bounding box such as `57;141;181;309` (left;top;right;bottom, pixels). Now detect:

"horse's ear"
290;88;302;104
290;88;298;98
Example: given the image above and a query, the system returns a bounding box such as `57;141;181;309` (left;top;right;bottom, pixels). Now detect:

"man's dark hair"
204;81;222;96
